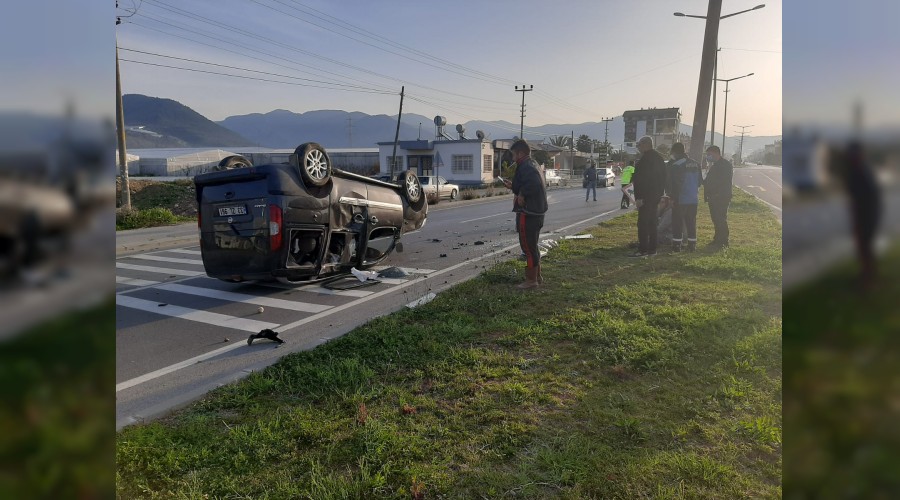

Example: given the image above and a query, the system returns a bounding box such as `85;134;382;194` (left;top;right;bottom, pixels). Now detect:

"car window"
438;177;446;184
418;176;430;185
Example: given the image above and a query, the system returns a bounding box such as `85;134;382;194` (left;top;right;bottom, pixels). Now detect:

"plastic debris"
351;267;380;282
562;234;594;240
377;267;410;278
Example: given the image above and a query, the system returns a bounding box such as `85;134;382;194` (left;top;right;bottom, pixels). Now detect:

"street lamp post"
674;3;765;160
715;72;754;153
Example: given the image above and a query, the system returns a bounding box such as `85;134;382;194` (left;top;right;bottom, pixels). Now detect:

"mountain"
122;94;255;148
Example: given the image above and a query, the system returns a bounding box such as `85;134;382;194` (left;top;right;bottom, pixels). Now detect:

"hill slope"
123;94;255;148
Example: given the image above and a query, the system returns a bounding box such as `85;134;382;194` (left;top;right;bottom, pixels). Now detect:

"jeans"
708;198;731;245
585;181;596;201
637;198;660;254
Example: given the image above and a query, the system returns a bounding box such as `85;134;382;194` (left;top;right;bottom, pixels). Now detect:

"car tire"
295;142;332;187
215;155;252;171
402;170;426;211
450;188;458;200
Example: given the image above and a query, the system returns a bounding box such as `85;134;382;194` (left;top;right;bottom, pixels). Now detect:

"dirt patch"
116;179;197;218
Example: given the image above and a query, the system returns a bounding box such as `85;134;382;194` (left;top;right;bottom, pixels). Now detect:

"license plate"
217;205;246;216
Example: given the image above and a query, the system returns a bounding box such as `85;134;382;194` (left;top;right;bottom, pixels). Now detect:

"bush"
116;207;182;230
461;189;478;200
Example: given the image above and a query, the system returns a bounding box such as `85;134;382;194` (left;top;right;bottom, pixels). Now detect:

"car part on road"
247;328;284;345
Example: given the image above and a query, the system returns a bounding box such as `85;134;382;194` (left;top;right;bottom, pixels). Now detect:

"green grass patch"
0;300;115;498
784;243;900;497
116;207;193;230
117;189;782;498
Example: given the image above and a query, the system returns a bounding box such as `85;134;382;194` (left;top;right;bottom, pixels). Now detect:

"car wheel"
295;142;332;187
450;188;458;200
215;155;252;171
402;170;426;210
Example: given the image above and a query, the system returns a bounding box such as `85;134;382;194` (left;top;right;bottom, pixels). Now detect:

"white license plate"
218;205;247;216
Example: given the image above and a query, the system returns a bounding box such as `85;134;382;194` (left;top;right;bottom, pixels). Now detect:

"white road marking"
165;249;202;255
557;209;619;233
155;283;333;313
130;254;204;265
116;294;278;336
116;262;204;276
461;212;507;224
116;276;160;287
254;281;375;298
760;171;783;188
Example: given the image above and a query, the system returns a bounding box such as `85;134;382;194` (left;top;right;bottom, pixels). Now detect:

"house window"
483;155;493;173
451;154;473;174
386;156;403;171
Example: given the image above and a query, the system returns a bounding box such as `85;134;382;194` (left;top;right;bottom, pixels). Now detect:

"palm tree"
548;135;572;148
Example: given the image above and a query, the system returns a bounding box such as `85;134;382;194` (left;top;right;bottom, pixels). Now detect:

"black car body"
194;143;427;283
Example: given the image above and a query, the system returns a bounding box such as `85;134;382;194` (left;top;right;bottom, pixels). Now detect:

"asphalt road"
732;165;783;223
115;183;629;428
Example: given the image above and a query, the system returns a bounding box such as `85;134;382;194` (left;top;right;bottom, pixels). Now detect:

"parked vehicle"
597;167;616;187
194;143;428;284
544;168;567;187
418;176;460;201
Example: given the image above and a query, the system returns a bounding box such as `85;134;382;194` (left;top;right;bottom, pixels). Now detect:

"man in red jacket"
502;140;549;289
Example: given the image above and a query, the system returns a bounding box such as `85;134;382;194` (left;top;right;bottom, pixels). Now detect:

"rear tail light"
269;204;283;251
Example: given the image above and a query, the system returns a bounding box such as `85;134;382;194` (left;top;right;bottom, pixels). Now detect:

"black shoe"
686;242;696;252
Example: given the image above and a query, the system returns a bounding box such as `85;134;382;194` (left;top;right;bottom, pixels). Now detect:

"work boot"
686;241;696;252
516;267;539;290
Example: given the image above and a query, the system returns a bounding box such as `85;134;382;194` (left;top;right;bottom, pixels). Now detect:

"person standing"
583;161;597;202
631;136;667;257
502;139;548;289
620;160;636;208
703;145;733;248
841;141;882;288
665;142;701;252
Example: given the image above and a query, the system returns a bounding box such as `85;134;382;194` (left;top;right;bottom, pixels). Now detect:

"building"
623;107;682;150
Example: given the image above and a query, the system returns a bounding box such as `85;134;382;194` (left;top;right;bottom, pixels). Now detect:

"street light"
715;72;754;152
674;4;765;151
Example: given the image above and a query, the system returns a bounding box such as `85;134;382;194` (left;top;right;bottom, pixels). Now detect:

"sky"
100;0;783;138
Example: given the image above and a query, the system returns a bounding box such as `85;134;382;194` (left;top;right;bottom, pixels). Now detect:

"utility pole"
687;0;722;167
390;86;404;180
601;117;613;168
570;130;575;174
347;117;352;148
710;47;721;147
514;85;533;138
115;41;131;210
733;124;753;164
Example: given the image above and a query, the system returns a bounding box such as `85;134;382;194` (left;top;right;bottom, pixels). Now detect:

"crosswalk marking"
116;295;280;332
116;276;160;287
254;281;375;298
116;262;204;277
166;249;202;255
155;283;332;313
130;254;204;265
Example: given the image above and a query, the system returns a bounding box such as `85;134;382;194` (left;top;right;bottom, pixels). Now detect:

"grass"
0;300;116;498
116;179;197;230
116;189;782;498
116;207;193;230
783;242;900;498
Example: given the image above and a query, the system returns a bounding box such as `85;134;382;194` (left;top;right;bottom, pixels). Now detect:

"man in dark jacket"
703;145;733;248
502;139;549;289
665;142;702;252
631;136;667;257
583;161;597;202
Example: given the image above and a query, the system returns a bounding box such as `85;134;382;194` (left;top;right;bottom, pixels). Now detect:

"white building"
376;138;494;186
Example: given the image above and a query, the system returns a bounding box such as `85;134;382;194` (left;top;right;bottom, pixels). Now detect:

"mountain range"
123;94;781;155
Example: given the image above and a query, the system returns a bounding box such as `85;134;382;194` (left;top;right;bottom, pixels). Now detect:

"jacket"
703;158;733;201
666;156;701;205
632;149;666;201
583;166;597;183
511;157;549;215
621;165;635;184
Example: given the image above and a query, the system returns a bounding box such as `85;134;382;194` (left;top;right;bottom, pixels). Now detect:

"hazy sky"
107;0;782;137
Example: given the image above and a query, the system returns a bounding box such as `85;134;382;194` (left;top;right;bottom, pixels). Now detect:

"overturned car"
194;143;427;283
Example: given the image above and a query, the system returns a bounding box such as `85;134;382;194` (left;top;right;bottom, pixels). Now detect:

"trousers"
708;198;731;245
637;198;660;254
671;203;698;243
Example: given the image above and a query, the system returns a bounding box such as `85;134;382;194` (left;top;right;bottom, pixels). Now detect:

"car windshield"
598;168;610;175
418;176;430;185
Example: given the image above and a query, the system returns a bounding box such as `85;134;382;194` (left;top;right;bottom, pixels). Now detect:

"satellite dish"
455;123;465;133
433;115;447;126
476;130;485;140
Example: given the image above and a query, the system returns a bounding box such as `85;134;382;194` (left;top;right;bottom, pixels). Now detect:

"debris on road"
247;328;284;345
563;234;594;240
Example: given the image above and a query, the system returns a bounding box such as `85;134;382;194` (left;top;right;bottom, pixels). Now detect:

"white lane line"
116;262;204;277
254;281;375;298
760;171;783;188
165;249;202;255
116;276;160;287
130;254;204;265
461;212;507;224
116;294;278;336
155;283;332;313
557;209;619;233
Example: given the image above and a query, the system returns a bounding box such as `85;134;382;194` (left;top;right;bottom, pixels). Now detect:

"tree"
533;149;551;167
548;135;571;148
576;134;593;153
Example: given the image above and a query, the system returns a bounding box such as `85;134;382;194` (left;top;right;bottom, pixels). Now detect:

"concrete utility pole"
515;85;533;138
733;124;753;164
570;130;575;173
390;86;404;180
601;117;613;167
686;0;722;166
116;42;131;210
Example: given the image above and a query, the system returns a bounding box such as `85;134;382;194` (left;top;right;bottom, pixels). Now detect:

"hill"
122;94;255;148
